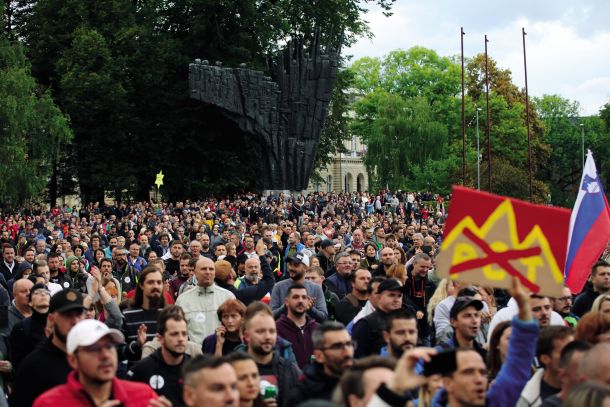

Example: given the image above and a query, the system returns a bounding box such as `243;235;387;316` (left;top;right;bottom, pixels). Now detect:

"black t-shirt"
540;379;561;402
257;360;279;394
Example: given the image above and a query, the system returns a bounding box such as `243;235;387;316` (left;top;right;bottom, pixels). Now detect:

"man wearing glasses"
552;286;579;327
325;252;354;299
11;288;85;406
33;319;169;406
285;321;355;404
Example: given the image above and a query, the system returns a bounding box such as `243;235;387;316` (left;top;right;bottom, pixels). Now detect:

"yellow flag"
155;170;164;188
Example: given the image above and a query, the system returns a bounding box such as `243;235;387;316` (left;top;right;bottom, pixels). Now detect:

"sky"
346;0;610;115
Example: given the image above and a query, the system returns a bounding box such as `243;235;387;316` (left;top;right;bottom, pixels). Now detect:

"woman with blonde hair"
427;279;456;324
592;293;610;316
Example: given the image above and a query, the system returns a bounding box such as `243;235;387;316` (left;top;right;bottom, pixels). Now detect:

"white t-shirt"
487;297;564;343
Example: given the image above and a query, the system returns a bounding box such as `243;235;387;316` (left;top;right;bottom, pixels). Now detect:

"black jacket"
127;348;190;407
573;285;599;317
49;271;72;289
352;309;388;358
217;256;275;306
335;293;366;325
285;363;338;405
10;338;71;407
9;309;47;372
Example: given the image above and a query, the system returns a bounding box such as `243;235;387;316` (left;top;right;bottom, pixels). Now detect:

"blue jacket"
431;316;539;407
325;272;352;299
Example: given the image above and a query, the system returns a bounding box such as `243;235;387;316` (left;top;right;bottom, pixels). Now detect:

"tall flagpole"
461;27;466;185
485;35;492;192
523;27;532;201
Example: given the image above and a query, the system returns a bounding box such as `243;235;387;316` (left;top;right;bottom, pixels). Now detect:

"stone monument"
189;32;340;192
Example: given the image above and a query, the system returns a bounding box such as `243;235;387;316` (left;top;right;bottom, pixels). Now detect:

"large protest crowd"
0;190;609;407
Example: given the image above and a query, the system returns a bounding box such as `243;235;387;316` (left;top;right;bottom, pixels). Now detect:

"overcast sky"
346;0;610;115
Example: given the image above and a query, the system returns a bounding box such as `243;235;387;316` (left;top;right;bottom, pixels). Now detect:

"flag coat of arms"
436;186;571;297
564;150;610;294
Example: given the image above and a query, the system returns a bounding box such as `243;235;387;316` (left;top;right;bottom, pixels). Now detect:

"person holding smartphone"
365;277;539;407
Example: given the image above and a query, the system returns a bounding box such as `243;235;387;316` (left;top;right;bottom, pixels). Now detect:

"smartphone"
423;349;457;376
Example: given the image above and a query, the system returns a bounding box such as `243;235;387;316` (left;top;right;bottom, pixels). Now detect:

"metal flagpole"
523;27;532;201
485;35;492;192
461;27;466;185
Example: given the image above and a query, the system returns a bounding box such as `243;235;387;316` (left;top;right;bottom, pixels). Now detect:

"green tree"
354;92;448;190
14;0;397;202
534;94;582;205
56;27;130;202
0;32;72;206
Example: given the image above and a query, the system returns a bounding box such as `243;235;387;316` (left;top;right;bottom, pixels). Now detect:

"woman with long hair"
592;293;610;316
93;248;106;268
393;246;407;265
360;243;379;273
427;279;456;324
487;321;512;381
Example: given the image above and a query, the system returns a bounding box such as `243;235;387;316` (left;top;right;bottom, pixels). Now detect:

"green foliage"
0;33;72;205
600;102;610;130
6;0;396;202
349;47;563;202
313;68;355;182
354;91;448;190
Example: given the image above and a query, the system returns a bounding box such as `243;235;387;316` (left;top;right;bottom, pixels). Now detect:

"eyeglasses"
321;340;357;351
336;262;352;267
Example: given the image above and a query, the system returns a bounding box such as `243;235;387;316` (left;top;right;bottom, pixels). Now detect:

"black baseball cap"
450;296;484;319
49;288;85;314
377;278;403;294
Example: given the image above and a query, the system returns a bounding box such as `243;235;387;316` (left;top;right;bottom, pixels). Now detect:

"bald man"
9;278;34;331
175;257;236;344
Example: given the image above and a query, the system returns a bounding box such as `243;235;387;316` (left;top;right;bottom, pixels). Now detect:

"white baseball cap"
67;319;125;354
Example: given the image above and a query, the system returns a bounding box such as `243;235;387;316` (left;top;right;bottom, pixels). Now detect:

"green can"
264;385;278;399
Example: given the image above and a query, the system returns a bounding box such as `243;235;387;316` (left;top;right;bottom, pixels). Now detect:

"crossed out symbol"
449;228;542;293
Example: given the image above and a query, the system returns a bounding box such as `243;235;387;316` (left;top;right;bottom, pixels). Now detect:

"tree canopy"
0;23;72;206
2;0;396;203
349;46;610;204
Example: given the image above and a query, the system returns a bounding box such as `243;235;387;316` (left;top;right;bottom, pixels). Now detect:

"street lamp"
476;107;482;190
580;123;585;169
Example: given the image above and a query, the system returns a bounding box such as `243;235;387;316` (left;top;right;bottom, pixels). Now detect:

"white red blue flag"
565;150;610;293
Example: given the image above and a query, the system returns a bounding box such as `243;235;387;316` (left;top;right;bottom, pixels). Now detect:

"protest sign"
436;186;571;297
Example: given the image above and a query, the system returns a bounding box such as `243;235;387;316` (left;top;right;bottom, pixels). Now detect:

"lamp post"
476;107;481;190
580;123;585;169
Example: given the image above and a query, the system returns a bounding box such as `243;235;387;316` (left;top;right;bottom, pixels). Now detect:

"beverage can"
264;385;278;399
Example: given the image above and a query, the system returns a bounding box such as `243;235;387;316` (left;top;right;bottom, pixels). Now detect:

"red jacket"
33;370;158;407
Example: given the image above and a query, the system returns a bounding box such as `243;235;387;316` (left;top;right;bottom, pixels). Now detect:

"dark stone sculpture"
189;33;340;191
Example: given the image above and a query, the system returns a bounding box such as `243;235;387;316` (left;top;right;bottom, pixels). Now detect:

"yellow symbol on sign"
436;199;564;296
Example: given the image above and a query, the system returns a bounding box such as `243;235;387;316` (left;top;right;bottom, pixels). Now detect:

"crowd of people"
0;190;609;406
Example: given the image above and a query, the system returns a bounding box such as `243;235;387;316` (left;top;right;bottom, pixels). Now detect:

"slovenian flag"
564;150;610;294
